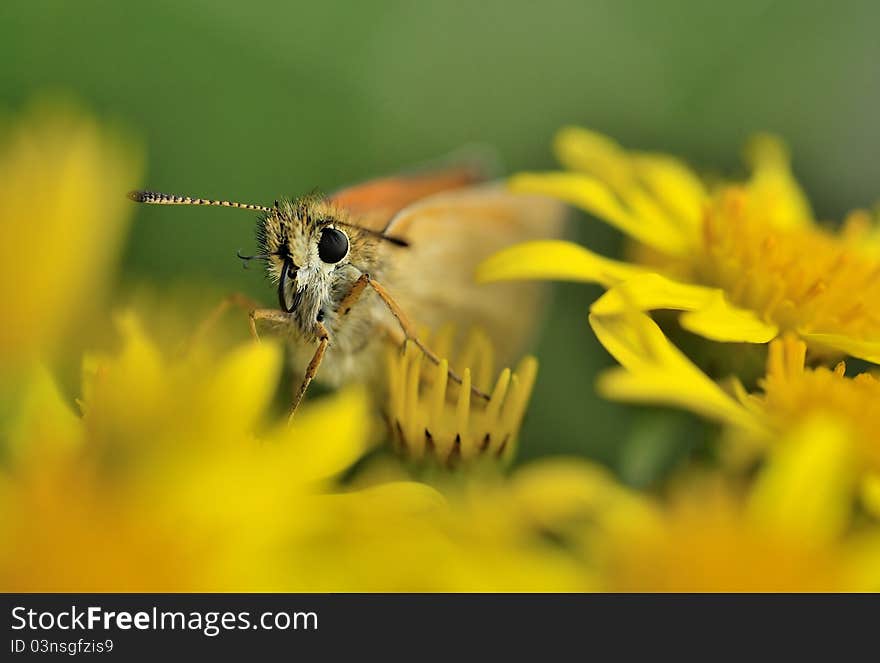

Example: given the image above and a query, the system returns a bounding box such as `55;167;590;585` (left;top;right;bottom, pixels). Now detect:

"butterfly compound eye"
318;227;349;264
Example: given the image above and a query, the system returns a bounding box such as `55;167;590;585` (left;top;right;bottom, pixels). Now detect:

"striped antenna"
128;190;273;213
128;189;410;247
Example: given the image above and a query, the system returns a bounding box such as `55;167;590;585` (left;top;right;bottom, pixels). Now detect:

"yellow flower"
386;327;537;467
0;308;609;591
7;302;876;591
574;396;880;590
303;459;622;591
587;309;880;520
477;127;880;362
598;430;880;591
0;99;141;365
0;312;378;590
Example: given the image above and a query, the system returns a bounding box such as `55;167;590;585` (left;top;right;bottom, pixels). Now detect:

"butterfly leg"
289;321;330;423
366;277;490;401
337;272;371;317
194;294;322;422
286;275;372;421
190;292;296;347
248;308;292;341
187;293;276;351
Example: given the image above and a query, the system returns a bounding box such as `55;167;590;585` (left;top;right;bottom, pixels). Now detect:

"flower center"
694;188;880;342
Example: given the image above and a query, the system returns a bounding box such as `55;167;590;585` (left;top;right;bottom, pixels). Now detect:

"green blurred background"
3;0;877;480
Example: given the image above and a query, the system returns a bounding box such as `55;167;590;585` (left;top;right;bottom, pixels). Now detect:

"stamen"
386;327;537;466
694;189;880;347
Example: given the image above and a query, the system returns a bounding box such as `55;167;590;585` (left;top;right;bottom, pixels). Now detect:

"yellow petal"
797;331;880;364
592;273;779;343
333;480;446;515
0;100;141;364
680;293;779;343
511;458;656;534
861;474;880;520
203;340;283;435
3;363;83;465
509;172;689;255
475;239;643;287
841;209;880;259
591;273;715;314
80;312;165;432
590;311;765;434
843;530;880;591
81;312;282;456
631;152;707;233
511;458;619;520
553;126;633;190
271;386;375;482
743;133;813;230
747;414;855;545
554;126;704;246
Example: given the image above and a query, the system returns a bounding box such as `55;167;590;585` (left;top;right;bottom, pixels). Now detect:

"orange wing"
330;166;486;232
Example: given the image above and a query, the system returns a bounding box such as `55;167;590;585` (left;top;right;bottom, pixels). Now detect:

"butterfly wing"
330;165;486;233
379;183;568;367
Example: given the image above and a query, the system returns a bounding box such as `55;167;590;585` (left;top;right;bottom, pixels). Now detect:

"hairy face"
255;197;382;332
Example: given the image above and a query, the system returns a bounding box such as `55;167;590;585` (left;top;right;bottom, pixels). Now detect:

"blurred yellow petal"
270;386;375;482
80;312;165;449
591;273;779;343
680;293;779;343
601;478;856;591
748;415;856;546
512;458;617;515
511;458;657;536
743;133;813;229
84;312;165;400
553;126;633;190
554;126;704;244
843;530;880;590
798;331;880;364
860;474;880;520
0;100;141;364
631;152;707;233
476;239;643;287
590;311;764;434
3;364;82;465
78;311;288;495
591;272;712;313
338;480;446;513
204;339;283;438
841;208;880;258
509;172;689;254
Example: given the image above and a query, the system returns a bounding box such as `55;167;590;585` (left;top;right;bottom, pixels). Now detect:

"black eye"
317;227;349;264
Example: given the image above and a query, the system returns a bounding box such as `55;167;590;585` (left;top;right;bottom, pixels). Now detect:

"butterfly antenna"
336;221;409;247
129;190;409;246
128;190;273;213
